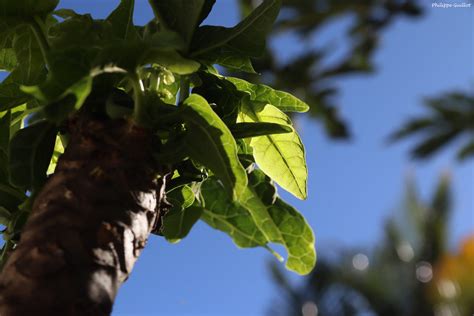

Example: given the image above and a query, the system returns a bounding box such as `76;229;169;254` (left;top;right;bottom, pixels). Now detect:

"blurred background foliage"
238;0;423;138
236;0;473;159
390;91;474;161
268;175;474;316
233;0;473;315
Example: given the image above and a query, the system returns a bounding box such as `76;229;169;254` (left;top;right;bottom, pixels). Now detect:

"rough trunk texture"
0;114;166;315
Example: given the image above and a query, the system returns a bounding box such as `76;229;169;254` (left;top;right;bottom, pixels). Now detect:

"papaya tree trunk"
0;114;166;315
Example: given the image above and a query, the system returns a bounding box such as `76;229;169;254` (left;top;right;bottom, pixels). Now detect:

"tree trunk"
0;113;166;315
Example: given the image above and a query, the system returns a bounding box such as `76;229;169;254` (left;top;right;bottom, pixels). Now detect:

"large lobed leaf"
181;94;248;199
238;99;308;200
0;48;16;71
200;170;316;275
0;25;46;112
201;180;268;248
226;76;310;113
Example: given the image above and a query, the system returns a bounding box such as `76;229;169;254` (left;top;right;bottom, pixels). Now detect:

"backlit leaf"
200;50;256;73
200;172;315;275
143;50;200;75
46;135;64;175
227;76;309;113
181;94;247;199
239;100;308;200
200;179;268;248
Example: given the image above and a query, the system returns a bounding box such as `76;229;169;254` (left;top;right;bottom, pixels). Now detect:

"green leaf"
227;77;310;113
143;50;200;75
106;0;139;40
181;94;247;199
9;121;57;189
248;169;315;274
20;45;94;121
0;48;17;71
0;26;45;111
230;122;292;138
7;103;26;137
0;206;11;225
162;185;202;240
0;183;25;211
0;0;59;17
200;173;316;275
0;111;11;181
11;26;45;85
0;106;26;182
23;76;93;123
200;179;268;248
191;0;281;57
193;72;246;125
139;91;181;128
0;111;11;153
0;79;29;112
46;135;64;175
239;100;308;200
149;0;207;46
48;14;114;49
268;198;315;274
202;50;256;73
197;0;216;26
52;9;80;19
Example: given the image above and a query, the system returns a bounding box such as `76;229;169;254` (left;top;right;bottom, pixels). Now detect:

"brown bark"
0;114;166;315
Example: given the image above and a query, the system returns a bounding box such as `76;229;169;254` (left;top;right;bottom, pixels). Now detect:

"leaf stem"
131;73;146;124
10;107;42;127
29;16;51;67
178;76;190;104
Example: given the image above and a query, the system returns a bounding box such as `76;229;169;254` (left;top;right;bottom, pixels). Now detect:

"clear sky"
4;1;474;315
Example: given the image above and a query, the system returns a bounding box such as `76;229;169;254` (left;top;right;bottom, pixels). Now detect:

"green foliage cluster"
0;0;315;274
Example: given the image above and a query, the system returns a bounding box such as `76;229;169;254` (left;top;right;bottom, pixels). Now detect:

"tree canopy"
0;0;316;277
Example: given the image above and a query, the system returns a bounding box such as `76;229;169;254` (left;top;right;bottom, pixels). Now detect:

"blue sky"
113;2;472;315
3;1;473;315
